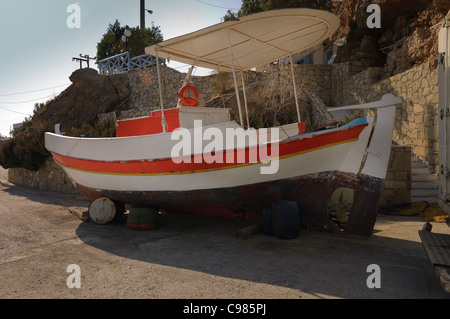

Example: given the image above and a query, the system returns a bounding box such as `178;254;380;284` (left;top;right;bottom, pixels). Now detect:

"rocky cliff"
0;68;130;171
36;68;130;130
332;0;450;77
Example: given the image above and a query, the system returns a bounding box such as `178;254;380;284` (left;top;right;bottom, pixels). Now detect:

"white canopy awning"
145;8;340;72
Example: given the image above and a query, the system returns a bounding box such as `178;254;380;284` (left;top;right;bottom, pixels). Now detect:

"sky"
0;0;243;137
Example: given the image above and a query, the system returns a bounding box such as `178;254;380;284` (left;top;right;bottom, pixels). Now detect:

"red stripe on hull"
52;123;367;175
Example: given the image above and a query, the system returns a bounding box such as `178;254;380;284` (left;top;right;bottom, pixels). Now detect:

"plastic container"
127;206;159;231
272;200;300;240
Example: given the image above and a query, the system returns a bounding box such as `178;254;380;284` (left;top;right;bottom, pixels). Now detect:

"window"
296;54;313;65
325;50;334;64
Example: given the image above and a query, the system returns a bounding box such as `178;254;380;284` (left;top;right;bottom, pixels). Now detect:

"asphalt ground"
0;167;449;304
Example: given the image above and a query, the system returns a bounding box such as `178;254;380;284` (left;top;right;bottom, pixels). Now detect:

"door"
438;15;450;213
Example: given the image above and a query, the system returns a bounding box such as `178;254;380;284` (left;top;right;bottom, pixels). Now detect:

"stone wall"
332;60;439;173
8;158;78;194
331;61;365;105
293;64;332;107
127;66;211;111
126;65;261;112
380;145;412;207
125;64;332;118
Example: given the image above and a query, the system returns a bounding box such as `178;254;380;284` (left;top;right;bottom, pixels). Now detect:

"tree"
223;0;333;21
96;20;163;62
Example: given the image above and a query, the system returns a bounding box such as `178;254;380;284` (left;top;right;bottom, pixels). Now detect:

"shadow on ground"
0;179;89;208
1;178;448;298
75;210;449;299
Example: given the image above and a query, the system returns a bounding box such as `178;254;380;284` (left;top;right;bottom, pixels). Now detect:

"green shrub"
66;118;116;138
0;122;51;171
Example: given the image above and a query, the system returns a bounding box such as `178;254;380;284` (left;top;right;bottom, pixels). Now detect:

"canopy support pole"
155;51;167;133
290;55;302;123
241;72;250;129
228;30;244;127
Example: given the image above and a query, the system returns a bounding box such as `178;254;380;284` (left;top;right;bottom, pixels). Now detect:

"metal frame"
98;52;164;75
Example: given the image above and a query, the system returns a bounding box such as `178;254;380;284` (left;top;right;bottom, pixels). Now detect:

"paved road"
0;167;449;300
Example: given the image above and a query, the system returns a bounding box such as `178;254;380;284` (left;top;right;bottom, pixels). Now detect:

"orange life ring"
178;85;199;107
179;96;200;107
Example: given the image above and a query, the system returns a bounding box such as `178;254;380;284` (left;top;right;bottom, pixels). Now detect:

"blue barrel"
272;201;300;240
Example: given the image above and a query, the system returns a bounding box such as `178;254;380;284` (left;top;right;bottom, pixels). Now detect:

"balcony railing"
98;52;165;74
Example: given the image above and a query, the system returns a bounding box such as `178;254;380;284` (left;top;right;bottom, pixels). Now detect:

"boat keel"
77;171;384;237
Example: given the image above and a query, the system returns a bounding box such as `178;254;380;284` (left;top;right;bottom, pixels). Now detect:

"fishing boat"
45;8;402;236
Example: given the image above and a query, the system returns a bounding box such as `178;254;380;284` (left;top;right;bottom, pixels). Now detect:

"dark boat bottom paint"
76;171;384;237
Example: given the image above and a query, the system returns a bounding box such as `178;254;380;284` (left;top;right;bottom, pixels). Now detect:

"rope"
379;201;429;217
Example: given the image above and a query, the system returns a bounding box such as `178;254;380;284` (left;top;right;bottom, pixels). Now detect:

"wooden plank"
419;228;450;293
68;207;90;222
435;266;450;293
237;223;262;240
419;230;450;267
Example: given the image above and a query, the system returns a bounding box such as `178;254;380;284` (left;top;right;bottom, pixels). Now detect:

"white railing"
98;52;165;74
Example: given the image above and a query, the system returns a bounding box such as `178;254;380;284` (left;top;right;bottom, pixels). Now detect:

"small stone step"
411;155;424;162
411;161;428;169
412;167;434;175
412;181;439;189
410;154;439;203
411;189;440;197
412;174;439;182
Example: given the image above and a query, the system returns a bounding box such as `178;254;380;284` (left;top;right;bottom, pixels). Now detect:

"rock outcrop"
0;68;130;171
332;0;450;77
35;68;130;130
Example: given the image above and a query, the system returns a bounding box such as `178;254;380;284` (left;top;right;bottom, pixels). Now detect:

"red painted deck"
116;109;181;137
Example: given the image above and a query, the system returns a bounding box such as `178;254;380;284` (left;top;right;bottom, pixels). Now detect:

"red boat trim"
52;123;368;176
